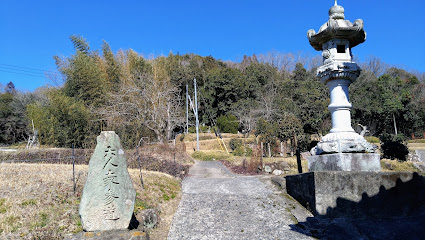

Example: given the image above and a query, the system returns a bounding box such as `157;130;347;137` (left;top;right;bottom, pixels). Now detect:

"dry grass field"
0;163;181;239
187;133;425;176
262;156;309;175
380;159;423;172
407;142;425;150
182;133;255;154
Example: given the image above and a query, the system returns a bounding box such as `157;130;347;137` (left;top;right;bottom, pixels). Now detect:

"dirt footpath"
167;161;313;240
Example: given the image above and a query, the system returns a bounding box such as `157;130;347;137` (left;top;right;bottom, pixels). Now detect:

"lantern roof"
307;1;366;51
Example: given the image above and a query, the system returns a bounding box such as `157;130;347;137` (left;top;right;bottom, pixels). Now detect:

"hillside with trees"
1;36;424;150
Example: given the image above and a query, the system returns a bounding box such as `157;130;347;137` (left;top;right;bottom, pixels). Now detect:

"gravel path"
167;161;313;240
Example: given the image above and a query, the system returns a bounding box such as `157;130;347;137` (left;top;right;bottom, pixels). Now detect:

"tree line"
1;36;424;150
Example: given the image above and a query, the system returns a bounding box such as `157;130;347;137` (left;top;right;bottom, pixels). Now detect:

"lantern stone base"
308;153;381;172
311;132;377;155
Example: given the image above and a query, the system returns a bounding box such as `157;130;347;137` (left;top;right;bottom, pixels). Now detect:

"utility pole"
187;79;200;151
186;84;189;134
194;79;200;151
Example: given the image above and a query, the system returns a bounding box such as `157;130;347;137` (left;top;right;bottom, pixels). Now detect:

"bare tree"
361;56;388;76
259;94;276;121
257;50;318;74
411;70;425;83
233;102;259;137
257;50;295;73
307;55;322;70
96;73;184;143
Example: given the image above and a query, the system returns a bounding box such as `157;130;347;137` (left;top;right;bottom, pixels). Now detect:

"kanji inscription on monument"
79;131;136;231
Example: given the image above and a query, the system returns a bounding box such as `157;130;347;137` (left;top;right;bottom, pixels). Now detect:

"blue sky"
1;0;424;92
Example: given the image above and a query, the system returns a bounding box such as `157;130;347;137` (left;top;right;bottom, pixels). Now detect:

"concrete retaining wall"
285;171;425;218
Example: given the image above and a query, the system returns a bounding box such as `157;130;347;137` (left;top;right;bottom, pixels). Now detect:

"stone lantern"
307;1;380;171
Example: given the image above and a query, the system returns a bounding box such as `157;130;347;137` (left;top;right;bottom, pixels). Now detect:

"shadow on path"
289;173;425;239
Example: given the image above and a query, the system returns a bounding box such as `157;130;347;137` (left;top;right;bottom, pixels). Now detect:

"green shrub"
38;213;49;228
217;114;239;134
0;198;7;214
20;199;37;206
188;126;195;133
134;199;150;214
188;125;210;133
233;145;253;156
162;194;170;201
365;136;380;143
229;138;243;151
297;134;313;152
381;141;409;161
380;133;406;143
191;151;231;161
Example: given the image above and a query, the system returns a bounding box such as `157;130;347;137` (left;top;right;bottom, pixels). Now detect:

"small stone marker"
79;131;136;232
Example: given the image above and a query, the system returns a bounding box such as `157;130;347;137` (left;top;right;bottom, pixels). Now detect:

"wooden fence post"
72;144;75;195
260;142;264;172
296;148;302;174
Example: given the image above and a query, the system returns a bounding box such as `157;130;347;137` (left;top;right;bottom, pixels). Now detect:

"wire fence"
0;143;191;195
0;156;80;163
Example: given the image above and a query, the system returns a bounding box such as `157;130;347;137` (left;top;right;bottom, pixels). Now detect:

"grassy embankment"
0;163;181;240
407;139;425;151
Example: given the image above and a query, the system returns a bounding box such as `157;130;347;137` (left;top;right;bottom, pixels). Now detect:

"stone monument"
79;131;136;232
306;0;380;171
285;2;425;223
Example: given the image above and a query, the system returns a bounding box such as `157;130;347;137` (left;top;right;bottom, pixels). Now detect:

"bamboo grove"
1;36;424;150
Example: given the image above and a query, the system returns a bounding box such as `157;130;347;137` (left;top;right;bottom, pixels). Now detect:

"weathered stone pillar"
79;131;136;231
327;79;354;133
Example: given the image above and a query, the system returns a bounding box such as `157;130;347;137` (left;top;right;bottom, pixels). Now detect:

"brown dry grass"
220;152;309;175
182;133;243;142
407;142;425;150
186;138;234;154
0;163;181;239
380;159;422;172
256;156;308;175
183;133;256;154
191;150;234;162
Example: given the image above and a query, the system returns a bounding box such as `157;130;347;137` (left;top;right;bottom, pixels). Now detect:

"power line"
0;63;54;73
0;66;47;75
0;69;47;78
0;63;60;79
